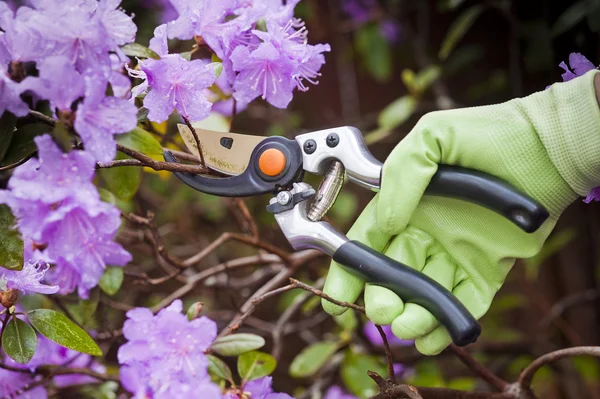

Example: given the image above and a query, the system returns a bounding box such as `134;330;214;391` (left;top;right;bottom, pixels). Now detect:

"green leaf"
0;123;48;168
2;317;37;364
355;23;392;82
413;66;442;94
341;349;387;398
447;377;476;391
98;188;117;205
0;113;16;163
551;0;590;37
65;289;99;327
120;43;160;60
27;309;102;356
99;152;141;201
0;205;23;271
78;381;119;399
237;351;276;382
186;302;204;321
98;267;124;296
116;128;163;156
377;95;417;130
211;333;266;356
136;108;149;123
51;121;73;152
207;354;233;381
333;309;358;332
438;0;466;11
439;5;485;60
289;341;339;378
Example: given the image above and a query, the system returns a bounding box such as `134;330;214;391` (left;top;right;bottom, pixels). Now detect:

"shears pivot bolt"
276;191;292;206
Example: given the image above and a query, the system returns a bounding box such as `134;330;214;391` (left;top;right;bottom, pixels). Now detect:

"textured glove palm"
322;70;600;355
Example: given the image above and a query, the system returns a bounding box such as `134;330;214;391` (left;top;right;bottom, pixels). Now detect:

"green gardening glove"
322;69;600;355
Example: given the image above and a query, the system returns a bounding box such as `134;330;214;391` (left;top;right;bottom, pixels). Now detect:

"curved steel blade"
177;124;266;176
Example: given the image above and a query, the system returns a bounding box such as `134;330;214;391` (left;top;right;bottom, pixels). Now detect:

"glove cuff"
532;70;600;197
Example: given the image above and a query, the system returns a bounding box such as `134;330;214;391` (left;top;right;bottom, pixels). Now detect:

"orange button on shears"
258;148;286;176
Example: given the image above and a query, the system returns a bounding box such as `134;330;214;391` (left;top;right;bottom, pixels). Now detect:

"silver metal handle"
295;126;382;191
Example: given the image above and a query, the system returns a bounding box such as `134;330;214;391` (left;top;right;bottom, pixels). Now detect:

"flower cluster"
118;300;221;398
130;0;331;120
0;135;131;298
0;333;105;398
0;0;136;298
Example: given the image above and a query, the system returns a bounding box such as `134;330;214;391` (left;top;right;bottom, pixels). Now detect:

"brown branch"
216;284;296;338
449;344;509;391
518;346;600;389
182;116;206;168
539;289;600;329
37;365;119;382
96;159;145;168
27;110;56;126
369;371;422;399
226;198;259;237
116;144;209;175
375;325;397;383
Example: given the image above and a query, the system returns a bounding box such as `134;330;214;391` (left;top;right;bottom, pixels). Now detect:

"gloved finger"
391;251;456;340
376;115;445;236
364;226;434;325
322;196;393;315
414;279;493;355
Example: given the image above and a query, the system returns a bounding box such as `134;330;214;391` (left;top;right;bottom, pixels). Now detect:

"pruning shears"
163;125;549;347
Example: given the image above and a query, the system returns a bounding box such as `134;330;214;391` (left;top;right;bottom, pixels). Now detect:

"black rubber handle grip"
333;240;481;346
427;166;549;233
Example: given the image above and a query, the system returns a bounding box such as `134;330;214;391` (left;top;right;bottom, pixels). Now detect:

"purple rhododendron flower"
231;42;296;108
559;52;596;82
323;385;358;399
584;186;600;203
118;300;221;397
1;260;59;295
379;19;401;43
131;25;219;123
363;322;414;347
0;66;27;117
0;135;131;298
74;75;137;163
20;56;85;111
0;368;47;398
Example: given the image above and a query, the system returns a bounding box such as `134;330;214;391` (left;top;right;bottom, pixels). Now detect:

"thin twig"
518;346;600;389
27;110;56;126
182;116;206;168
117;144;209;175
449;344;509;391
375;325;397;383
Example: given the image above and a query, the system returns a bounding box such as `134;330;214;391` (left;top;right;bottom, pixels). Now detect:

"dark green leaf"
0;113;16;163
99;152;141;201
136;108;149;123
116;128;163;156
2;317;37;364
289;341;339;378
438;0;466;11
64;289;99;327
413;66;442;93
443;45;485;77
0;123;48;168
211;333;266;356
355;24;392;82
98;267;124;296
207;354;233;381
27;309;102;356
439;5;485;60
120;43;160;60
341;349;387;398
51;121;73;152
0;205;23;271
237;351;276;381
98;188;117;205
377;95;417;130
551;0;590;37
